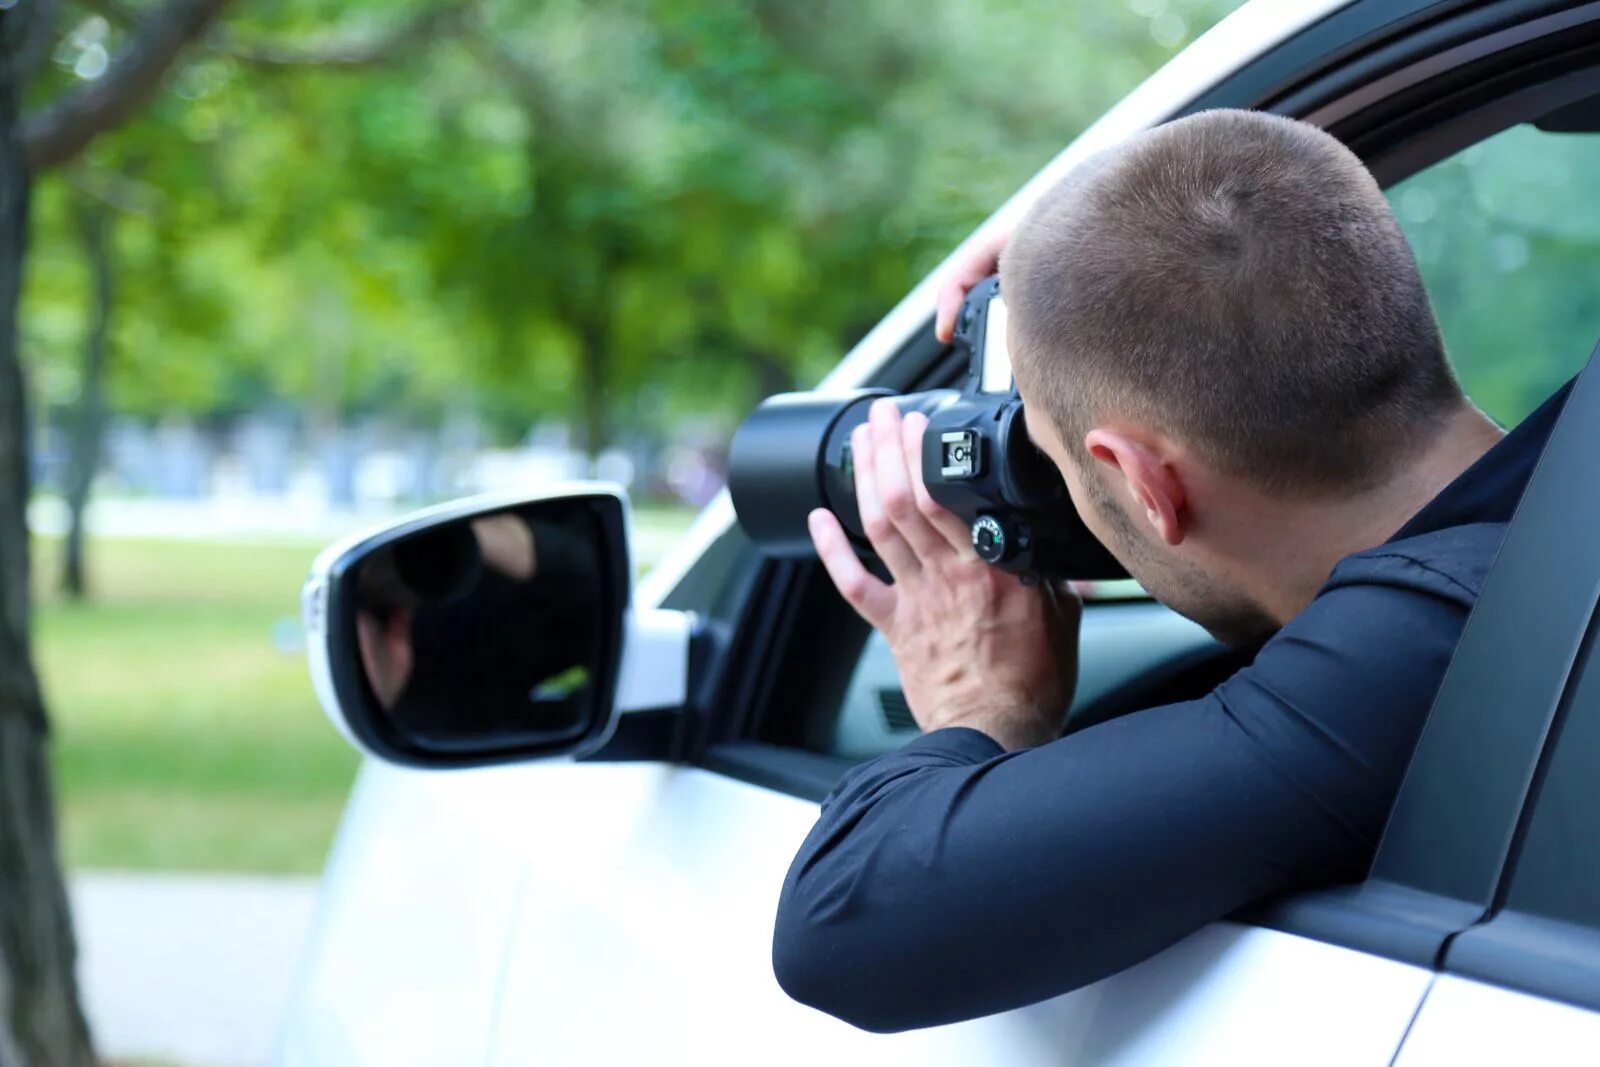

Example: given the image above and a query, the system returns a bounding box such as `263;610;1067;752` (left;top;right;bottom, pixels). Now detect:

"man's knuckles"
862;512;896;544
881;484;917;523
915;491;947;521
837;573;873;605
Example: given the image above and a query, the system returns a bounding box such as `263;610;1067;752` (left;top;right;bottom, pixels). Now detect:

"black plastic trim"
1241;881;1484;969
1438;605;1600;1007
700;741;857;804
1182;1;1581;117
1272;1;1593;123
1358;55;1600;183
581;708;683;763
1182;0;1465;117
1372;345;1598;905
1448;912;1600;1014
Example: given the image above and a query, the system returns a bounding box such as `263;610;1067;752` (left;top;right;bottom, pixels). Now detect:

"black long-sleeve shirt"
772;383;1570;1033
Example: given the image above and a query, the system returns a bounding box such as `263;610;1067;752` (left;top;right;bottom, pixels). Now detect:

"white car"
284;0;1600;1062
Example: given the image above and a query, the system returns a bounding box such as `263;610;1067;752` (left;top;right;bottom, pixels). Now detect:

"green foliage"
21;0;1237;451
1388;123;1600;425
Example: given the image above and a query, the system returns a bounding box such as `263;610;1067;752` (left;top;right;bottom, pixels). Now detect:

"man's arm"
772;565;1473;1032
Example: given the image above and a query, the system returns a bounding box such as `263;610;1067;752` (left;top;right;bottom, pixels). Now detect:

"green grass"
35;536;352;874
32;503;698;874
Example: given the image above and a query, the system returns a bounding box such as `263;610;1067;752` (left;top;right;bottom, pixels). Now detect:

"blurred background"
23;0;1239;883
8;0;1600;1063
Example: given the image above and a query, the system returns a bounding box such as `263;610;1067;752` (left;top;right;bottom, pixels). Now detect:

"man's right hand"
934;227;1011;342
808;399;1079;751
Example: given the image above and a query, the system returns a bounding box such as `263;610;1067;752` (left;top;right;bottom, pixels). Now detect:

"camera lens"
728;388;960;557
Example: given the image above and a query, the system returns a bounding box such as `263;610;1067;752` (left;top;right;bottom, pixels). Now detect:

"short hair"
1001;109;1462;495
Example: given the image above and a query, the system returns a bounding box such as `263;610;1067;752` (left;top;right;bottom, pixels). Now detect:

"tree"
60;190;113;599
1;0;235;1059
308;0;1209;464
39;1;470;596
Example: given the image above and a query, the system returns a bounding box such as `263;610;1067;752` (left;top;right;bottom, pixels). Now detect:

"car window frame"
1442;606;1600;1013
1427;362;1600;1012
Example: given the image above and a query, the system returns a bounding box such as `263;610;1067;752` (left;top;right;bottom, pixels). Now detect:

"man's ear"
1082;428;1187;546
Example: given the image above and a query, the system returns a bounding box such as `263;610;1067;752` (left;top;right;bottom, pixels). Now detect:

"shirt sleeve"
771;559;1475;1033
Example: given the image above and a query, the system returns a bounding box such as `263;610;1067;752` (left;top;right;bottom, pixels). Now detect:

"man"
771;109;1571;1032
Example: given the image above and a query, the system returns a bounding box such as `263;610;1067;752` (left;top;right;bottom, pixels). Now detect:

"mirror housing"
302;485;685;769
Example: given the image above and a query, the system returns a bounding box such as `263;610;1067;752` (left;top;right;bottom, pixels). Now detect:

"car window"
1386;123;1600;425
800;122;1600;763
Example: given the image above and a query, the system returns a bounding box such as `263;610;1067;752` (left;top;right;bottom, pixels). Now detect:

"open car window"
804;119;1600;764
1388;122;1600;422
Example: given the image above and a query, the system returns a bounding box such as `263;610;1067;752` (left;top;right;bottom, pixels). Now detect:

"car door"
280;1;1600;1063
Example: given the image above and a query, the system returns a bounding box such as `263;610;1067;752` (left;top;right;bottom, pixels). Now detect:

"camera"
727;277;1126;582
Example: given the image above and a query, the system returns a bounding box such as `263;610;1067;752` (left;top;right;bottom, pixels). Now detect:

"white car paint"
1393;975;1600;1066
282;0;1448;1063
280;762;539;1067
485;764;1431;1067
612;607;693;714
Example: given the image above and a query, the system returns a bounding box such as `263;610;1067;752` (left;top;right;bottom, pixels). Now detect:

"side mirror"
301;486;689;768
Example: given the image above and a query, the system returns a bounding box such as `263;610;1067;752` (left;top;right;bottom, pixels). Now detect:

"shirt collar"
1390;378;1575;543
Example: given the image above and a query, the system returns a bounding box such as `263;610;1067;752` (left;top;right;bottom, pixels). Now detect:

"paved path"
72;872;320;1067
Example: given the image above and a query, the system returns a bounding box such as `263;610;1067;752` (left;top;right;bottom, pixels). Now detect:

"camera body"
728;277;1126;582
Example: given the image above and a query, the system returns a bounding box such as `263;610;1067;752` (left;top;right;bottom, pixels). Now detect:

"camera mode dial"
971;515;1011;564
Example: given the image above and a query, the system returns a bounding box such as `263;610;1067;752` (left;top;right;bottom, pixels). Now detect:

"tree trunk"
0;14;98;1067
577;319;607;472
61;199;114;601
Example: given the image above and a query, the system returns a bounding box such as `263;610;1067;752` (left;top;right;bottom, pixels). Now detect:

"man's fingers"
870;400;951;560
934;229;1009;342
809;509;895;628
903;412;977;554
934;258;990;342
935;283;966;345
852;423;921;578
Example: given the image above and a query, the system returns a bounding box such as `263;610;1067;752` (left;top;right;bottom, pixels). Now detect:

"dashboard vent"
877;689;918;732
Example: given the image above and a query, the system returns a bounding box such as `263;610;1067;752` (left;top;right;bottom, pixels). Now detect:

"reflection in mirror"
351;500;607;753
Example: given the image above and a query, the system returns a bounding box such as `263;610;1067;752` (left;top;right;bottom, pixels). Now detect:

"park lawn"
34;536;352;874
30;504;698;874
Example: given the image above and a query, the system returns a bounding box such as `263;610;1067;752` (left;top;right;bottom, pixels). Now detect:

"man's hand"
808;398;1080;751
356;608;413;711
935;227;1011;342
472;513;537;581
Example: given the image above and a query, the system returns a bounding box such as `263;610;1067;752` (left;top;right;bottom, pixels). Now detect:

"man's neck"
1250;404;1506;625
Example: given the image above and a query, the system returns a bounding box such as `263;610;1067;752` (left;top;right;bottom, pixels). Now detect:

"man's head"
1001;109;1464;642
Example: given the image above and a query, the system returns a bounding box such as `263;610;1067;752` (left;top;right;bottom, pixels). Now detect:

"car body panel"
485;765;1431;1067
279;762;537;1066
1393;975;1600;1066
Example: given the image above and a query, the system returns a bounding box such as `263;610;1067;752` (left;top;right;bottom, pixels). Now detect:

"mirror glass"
349;499;611;754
